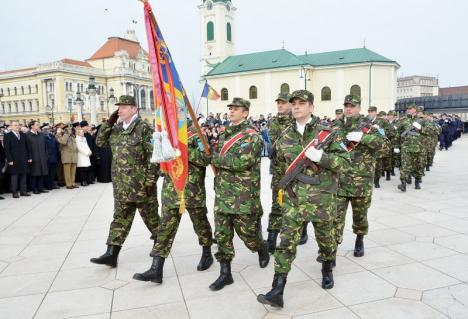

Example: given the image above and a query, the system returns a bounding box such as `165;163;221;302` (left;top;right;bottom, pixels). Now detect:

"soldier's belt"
295;173;320;185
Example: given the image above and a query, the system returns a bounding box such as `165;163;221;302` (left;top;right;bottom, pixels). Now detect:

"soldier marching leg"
210;213;235;291
233;214;269;268
333;195;351;245
267;185;282;253
187;207;214;271
137;196;160;242
398;151;411;191
90;199;137;267
350;195;371;257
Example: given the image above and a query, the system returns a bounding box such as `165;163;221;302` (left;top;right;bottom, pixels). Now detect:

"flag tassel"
151;131;164;163
161;130;176;161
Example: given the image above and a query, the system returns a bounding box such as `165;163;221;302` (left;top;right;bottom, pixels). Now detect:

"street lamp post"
74;92;84;122
47;94;55;126
87;77;97;125
107;88;116;117
300;66;312;90
127;82;143;113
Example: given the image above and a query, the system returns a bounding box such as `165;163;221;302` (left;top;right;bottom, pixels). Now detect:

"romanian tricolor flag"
142;0;188;207
201;82;221;101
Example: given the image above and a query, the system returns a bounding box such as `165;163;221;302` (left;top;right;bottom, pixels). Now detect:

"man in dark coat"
94;125;112;183
26;121;49;194
4;121;32;198
0;133;5;200
43;125;60;190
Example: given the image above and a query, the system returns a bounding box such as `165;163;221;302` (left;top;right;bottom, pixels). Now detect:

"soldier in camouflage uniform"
209;97;270;291
424;113;442;170
367;106;387;188
396;104;425;191
133;125;214;284
266;93;293;253
257;90;351;308
385;110;399;177
90;95;160;267
377;111;397;182
333;96;390;258
331;109;344;128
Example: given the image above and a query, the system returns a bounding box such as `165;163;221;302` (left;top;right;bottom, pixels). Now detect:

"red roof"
439;86;468;96
0;67;36;75
87;37;146;60
60;59;92;68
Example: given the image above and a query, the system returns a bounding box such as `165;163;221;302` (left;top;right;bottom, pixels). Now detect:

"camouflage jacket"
388;120;400;147
268;113;294;186
276;116;351;216
211;121;263;215
396;115;424;153
96;117;159;202
337;115;390;197
162;127;211;209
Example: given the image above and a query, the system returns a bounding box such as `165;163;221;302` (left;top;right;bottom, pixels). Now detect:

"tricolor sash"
220;129;256;155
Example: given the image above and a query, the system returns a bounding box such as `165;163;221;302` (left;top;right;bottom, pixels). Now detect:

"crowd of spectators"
0;120;112;200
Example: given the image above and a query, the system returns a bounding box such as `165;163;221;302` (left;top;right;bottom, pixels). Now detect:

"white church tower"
199;0;236;76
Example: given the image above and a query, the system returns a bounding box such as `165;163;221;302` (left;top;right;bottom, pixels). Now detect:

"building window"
7;88;10;96
14;87;17;95
100;101;105;112
321;86;331;101
207;21;214;41
149;90;154;110
140;89;146;110
14;102;18;113
68;98;72;112
29;101;33;112
1;103;4;114
21;102;25;112
221;88;229;101
350;84;361;98
227;22;232;42
28;85;31;94
249;86;258;99
8;103;11;113
280;83;290;95
35;84;38;93
21;86;24;95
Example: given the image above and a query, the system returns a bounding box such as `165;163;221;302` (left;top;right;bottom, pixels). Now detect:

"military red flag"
142;0;188;210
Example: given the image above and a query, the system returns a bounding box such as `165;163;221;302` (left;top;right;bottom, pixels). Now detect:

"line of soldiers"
87;91;450;309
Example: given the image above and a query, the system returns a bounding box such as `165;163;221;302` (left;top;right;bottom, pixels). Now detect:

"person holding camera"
55;125;78;189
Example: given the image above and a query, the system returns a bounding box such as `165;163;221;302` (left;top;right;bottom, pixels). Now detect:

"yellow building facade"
0;31;155;126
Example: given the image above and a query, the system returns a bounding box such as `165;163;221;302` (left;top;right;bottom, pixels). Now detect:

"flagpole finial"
138;0;148;4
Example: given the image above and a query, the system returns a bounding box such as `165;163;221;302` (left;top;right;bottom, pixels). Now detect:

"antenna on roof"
282;40;285;49
363;38;366;48
305;50;308;56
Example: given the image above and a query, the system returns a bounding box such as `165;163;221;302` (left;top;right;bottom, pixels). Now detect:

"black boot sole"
132;274;162;284
89;258;117;268
209;277;234;291
257;294;284;308
322;280;334;289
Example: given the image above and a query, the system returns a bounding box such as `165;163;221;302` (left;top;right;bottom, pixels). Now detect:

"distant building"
439;85;468;96
0;30;154;125
397;75;439;100
199;1;400;118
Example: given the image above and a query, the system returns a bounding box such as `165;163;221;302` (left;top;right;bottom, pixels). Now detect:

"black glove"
145;185;155;197
108;110;119;126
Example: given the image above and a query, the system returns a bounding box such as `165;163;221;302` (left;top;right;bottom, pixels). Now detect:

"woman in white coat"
75;127;92;186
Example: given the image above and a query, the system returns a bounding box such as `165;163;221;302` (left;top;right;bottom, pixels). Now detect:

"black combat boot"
391;168;396;176
299;222;308;245
209;261;234;291
133;256;165;283
267;231;279;254
90;245;121;267
321;261;334;289
426;165;430;172
415;177;421;190
386;171;391;181
381;171;385;177
197;246;214;271
258;241;270;268
374;176;380;188
316;254;336;268
354;235;364;257
398;181;406;192
406;176;412;184
257;273;287;308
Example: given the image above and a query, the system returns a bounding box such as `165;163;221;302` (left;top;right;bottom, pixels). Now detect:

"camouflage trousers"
334;194;372;244
375;158;386;177
427;149;436;166
214;213;263;262
267;185;283;232
151;206;213;258
274;195;337;274
106;197;159;246
383;155;394;172
400;151;424;180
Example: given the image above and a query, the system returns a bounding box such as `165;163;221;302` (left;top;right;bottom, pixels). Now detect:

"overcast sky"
1;0;466;99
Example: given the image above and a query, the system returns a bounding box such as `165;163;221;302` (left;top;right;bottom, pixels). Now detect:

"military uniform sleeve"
317;141;351;173
142;124;159;186
211;134;262;172
189;136;211;168
96;122;112;148
360;129;388;150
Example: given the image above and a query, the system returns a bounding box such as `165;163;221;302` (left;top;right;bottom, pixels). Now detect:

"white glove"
346;131;363;142
412;122;422;130
372;124;380;129
305;146;323;163
394;148;400;154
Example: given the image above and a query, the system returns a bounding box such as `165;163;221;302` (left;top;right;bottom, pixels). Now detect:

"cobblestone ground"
1;136;467;319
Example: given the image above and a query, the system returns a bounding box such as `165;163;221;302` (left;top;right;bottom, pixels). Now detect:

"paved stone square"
1;137;468;319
